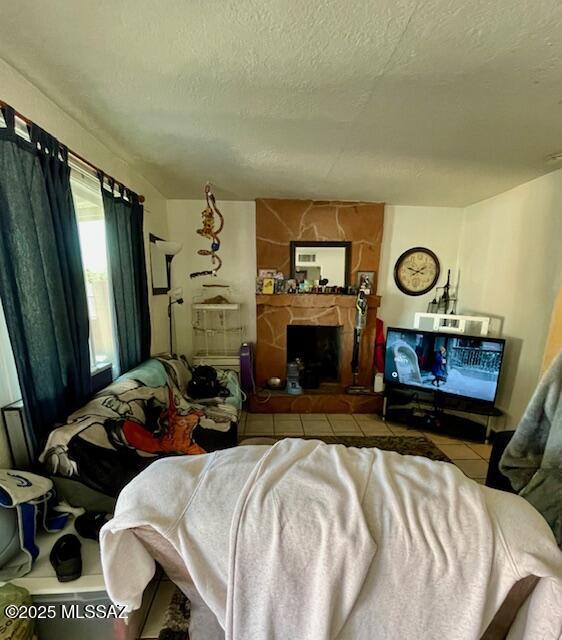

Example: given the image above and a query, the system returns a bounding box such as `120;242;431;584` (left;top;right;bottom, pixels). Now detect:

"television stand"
382;387;503;443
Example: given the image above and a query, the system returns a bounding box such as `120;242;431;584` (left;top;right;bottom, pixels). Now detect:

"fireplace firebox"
287;325;342;388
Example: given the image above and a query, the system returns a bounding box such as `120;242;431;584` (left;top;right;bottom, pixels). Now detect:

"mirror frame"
149;233;172;295
289;241;352;288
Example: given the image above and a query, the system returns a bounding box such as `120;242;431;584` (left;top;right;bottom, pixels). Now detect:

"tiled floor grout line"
240;413;491;480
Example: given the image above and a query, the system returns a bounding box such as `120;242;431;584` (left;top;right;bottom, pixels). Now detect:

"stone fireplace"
255;293;381;389
251;198;384;413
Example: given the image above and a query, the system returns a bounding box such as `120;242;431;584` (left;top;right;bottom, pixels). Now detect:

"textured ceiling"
1;0;561;205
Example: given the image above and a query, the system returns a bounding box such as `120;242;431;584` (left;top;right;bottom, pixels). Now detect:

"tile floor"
239;411;492;482
141;410;491;637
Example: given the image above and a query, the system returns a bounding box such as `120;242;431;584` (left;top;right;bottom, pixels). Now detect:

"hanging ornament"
189;183;224;278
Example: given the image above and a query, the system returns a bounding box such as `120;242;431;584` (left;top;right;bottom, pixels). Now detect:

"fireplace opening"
286;325;342;388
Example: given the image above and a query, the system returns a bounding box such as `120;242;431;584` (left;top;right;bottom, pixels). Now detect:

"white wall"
458;168;562;425
378;205;464;328
0;59;170;354
166;200;256;358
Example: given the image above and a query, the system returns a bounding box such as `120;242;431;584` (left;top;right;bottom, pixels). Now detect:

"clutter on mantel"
256;269;375;296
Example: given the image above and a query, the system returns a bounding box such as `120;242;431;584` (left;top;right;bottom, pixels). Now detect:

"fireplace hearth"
287;325;341;388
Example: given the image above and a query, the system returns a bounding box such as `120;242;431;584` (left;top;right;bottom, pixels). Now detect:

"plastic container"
286;362;303;395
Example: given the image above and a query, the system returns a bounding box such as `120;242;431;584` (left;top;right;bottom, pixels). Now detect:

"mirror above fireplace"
290;241;351;287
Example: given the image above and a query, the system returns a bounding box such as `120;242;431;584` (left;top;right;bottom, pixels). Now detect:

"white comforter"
100;439;562;640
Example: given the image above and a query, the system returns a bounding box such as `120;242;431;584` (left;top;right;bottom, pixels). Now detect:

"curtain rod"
0;100;145;204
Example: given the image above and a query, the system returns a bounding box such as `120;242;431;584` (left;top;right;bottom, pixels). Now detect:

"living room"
0;2;561;639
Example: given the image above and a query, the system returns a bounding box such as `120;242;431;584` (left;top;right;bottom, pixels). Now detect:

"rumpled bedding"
100;439;562;640
39;356;241;496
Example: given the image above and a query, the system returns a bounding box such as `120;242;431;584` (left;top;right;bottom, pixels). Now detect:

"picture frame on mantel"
289;241;352;288
357;270;376;294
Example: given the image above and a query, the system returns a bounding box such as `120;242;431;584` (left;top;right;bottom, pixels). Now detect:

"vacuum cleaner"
346;290;371;395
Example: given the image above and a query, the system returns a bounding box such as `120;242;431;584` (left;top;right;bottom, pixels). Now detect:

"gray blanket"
500;349;562;547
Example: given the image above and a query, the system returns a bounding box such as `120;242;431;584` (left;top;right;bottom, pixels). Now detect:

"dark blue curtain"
100;176;151;374
0;105;91;444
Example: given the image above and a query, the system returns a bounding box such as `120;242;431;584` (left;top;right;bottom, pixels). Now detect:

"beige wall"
166;200;256;358
542;279;562;373
377;205;463;328
458;168;562;425
0;59;170;354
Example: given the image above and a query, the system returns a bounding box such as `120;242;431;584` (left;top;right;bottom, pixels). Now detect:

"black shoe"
75;511;111;542
50;534;82;582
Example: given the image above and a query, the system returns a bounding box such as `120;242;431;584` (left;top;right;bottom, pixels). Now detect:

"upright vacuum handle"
351;328;361;373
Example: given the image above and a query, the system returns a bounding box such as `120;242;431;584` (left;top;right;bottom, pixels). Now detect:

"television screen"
384;328;505;404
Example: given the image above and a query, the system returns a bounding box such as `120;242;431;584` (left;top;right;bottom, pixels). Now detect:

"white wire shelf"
192;303;240;310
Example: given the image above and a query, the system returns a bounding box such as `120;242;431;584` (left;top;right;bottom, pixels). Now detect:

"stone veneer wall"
254;199;385;390
255;294;381;388
256;199;384;284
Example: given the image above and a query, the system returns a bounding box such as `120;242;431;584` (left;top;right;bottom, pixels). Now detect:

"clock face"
394;247;440;296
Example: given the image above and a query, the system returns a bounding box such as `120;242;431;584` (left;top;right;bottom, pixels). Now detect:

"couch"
39;356;241;508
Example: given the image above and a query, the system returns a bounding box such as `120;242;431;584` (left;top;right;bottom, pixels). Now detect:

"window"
0;302;21;467
70;169;117;375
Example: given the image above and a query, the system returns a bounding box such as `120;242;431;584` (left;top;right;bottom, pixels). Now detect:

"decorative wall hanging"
190;184;224;278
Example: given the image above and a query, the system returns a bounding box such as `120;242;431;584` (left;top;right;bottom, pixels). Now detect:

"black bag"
187;365;226;399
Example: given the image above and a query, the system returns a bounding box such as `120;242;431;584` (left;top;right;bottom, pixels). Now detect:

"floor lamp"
155;240;183;355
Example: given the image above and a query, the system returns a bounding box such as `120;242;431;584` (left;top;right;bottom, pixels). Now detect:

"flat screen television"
384;327;505;406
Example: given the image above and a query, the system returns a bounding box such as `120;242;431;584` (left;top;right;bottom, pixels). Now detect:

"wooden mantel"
256;294;381;309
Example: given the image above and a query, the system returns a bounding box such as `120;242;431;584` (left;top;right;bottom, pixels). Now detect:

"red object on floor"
374;317;385;373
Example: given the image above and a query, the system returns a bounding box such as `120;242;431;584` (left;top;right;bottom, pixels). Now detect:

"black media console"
382;386;503;443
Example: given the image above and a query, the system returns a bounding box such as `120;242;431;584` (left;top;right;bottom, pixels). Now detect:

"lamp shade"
155;240;183;256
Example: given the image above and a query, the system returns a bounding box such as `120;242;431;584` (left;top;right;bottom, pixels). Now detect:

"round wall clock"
393;247;440;296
